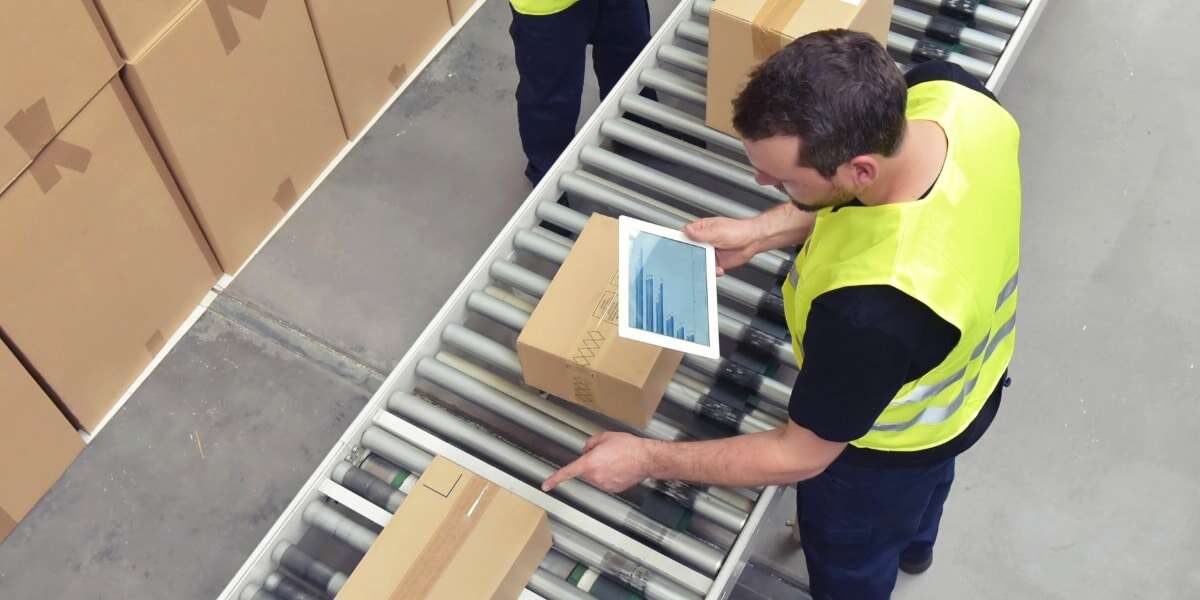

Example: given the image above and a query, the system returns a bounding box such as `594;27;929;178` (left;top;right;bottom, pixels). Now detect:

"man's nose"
755;171;778;186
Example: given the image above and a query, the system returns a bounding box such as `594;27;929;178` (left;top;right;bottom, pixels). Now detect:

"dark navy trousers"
509;0;653;184
797;456;956;599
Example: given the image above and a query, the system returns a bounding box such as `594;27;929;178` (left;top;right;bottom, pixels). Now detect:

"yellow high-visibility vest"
510;0;579;16
781;80;1022;452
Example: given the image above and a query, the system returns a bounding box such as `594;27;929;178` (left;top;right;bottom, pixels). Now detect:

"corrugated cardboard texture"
706;0;893;136
306;0;452;138
1;0;122;192
517;214;681;428
92;0;193;60
0;340;83;544
123;0;346;273
446;0;475;24
0;78;221;431
337;456;552;600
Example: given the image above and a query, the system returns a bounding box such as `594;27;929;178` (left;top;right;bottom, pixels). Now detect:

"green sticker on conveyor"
390;469;411;490
567;563;588;586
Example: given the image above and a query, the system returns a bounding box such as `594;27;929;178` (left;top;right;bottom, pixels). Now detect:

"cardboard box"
91;0;193;60
1;0;122;191
517;214;682;428
706;0;893;136
0;78;222;431
124;0;347;272
446;0;476;24
0;339;84;543
306;0;452;138
337;456;553;600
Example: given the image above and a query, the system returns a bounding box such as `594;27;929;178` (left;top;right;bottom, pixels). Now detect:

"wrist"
640;438;670;480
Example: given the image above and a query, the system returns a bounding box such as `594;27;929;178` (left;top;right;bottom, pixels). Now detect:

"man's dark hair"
732;29;907;178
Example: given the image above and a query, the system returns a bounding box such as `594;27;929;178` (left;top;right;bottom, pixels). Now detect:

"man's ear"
845;155;879;188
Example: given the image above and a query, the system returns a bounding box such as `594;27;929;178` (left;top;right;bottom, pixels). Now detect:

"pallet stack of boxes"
0;0;469;543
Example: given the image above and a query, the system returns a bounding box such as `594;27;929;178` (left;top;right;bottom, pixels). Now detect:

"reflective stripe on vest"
510;0;579;15
780;80;1022;452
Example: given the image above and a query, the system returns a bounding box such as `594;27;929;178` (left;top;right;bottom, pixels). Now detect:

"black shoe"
899;551;934;575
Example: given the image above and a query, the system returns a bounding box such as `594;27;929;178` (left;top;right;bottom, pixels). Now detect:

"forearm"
748;202;816;254
644;428;829;488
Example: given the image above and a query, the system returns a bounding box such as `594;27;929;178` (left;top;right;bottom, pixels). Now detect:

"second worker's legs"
510;1;595;185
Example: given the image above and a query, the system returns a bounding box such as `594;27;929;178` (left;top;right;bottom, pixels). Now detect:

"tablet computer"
617;216;720;359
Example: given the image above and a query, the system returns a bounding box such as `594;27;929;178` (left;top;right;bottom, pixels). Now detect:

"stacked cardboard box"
306;0;453;139
1;0;467;542
124;0;348;273
0;340;84;544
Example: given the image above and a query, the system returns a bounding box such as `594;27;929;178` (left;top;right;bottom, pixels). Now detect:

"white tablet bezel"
617;216;721;359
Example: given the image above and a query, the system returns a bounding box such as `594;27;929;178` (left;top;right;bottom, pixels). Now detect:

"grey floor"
2;0;1198;598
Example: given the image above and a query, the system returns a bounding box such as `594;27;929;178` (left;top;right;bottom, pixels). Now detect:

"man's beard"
781;184;858;212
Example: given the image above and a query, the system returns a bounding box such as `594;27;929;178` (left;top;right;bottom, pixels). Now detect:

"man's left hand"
542;432;655;493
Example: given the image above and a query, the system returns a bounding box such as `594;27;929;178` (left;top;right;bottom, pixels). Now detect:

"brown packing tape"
29;139;92;194
272;177;297;209
6;99;57;158
752;0;805;60
388;64;410;89
145;330;167;355
113;78;224;278
206;0;269;55
395;477;499;597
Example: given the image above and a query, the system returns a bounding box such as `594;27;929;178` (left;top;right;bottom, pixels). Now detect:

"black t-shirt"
787;61;1006;468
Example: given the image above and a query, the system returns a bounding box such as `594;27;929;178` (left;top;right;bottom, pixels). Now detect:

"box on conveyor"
336;456;553;600
706;0;893;137
517;214;683;429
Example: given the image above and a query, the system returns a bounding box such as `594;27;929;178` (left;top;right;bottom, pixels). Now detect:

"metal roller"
529;569;597;600
618;96;745;155
578;146;759;220
272;542;347;597
359;426;702;600
657;45;708;75
417;355;750;532
302;502;378;555
887;31;994;80
386;392;727;577
906;0;1021;31
639;68;707;105
239;584;278;600
263;573;323;600
599;118;786;203
330;462;404;513
891;5;1008;56
675;20;709;46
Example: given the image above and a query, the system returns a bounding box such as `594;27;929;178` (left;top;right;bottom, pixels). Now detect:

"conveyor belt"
220;0;1045;598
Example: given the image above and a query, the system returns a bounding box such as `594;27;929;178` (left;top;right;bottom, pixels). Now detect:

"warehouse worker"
509;0;654;184
543;30;1020;599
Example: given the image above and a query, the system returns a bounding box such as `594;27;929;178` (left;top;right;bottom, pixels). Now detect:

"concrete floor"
3;0;1199;598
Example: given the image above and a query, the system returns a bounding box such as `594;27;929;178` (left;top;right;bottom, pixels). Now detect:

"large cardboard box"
517;214;682;428
306;0;452;138
706;0;893;136
0;339;84;543
91;0;193;60
124;0;347;272
337;456;553;600
1;0;122;191
0;78;222;432
446;0;476;24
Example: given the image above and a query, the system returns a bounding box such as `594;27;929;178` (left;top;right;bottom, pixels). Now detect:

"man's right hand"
684;217;762;276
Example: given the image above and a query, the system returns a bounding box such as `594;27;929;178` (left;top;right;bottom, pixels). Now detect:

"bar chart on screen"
629;233;710;346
